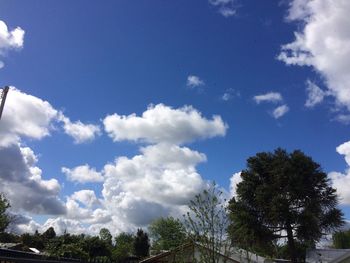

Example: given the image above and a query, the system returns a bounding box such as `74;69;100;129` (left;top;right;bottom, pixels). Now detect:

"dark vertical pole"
0;86;9;120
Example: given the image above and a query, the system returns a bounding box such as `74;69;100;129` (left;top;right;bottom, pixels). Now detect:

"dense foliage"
333;229;350;249
0;193;10;233
149;216;187;252
228;149;344;262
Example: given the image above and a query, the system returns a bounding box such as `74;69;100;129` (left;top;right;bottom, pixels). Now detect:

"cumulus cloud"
329;141;350;205
59;114;101;144
103;104;227;145
101;143;207;229
0;20;25;68
272;104;289;119
253;92;283;104
0;144;66;215
278;0;350;112
62;164;104;184
305;80;328;108
186;75;205;88
209;0;237;17
71;190;100;207
0;87;58;147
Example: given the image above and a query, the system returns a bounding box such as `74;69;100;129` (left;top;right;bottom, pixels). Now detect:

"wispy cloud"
186;75;205;89
253;92;283;104
221;88;240;101
272;104;289;119
209;0;237;17
305;80;327;108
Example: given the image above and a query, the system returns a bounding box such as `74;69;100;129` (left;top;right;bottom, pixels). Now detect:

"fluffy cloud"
62;164;104;183
253;92;283;104
329;141;350;205
101;143;207;229
59;114;101;144
71;190;100;207
209;0;237;17
41;218;86;235
0;87;58;147
272;104;289;119
0;20;25;68
103;104;227;144
0;144;66;215
186;75;205;88
278;0;350;112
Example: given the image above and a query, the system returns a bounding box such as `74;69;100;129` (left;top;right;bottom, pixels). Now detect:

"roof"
306;249;350;263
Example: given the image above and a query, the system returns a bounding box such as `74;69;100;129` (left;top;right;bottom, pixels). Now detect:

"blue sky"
0;0;350;235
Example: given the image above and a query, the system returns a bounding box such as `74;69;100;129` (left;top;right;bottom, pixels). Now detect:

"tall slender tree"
134;229;150;258
228;149;344;262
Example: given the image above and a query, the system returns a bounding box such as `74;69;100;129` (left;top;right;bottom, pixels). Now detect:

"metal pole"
0;86;9;120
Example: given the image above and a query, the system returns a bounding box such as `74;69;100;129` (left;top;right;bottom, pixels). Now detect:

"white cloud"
62;164;104;184
0;144;65;215
186;75;205;88
0;20;25;68
209;0;237;17
278;0;350;111
221;88;240;101
329;141;350;205
305;80;328;108
101;143;207;229
272;104;289;119
103;103;227;145
41;217;86;235
253;92;283;104
71;190;100;208
229;171;242;197
0;87;58;147
59;114;101;144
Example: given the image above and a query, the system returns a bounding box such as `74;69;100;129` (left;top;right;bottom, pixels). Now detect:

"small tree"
99;228;113;246
42;227;56;240
228;149;344;263
0;193;10;233
134;229;150;258
183;182;231;263
149;216;186;252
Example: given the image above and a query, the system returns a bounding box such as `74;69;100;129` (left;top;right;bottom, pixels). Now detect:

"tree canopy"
333;229;350;249
133;229;150;258
149;216;186;252
228;149;344;262
0;193;10;233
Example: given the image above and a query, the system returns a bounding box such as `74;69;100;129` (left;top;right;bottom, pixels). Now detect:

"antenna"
0;86;9;120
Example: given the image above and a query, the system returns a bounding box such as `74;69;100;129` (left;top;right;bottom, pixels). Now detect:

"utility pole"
0;86;9;120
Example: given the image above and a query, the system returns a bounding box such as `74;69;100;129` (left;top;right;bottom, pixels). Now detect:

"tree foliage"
113;232;135;262
99;228;113;246
228;149;344;263
149;216;186;252
333;229;350;249
183;182;231;263
0;193;10;233
133;229;150;258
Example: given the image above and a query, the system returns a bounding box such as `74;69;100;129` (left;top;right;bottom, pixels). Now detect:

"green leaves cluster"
228;149;344;262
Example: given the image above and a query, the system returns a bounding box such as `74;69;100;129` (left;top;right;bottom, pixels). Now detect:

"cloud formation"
0;20;24;68
103;104;227;145
278;0;350;112
62;164;104;184
209;0;237;17
272;104;289;119
59;114;101;144
253;92;283;104
329;141;350;205
305;80;328;108
186;75;205;88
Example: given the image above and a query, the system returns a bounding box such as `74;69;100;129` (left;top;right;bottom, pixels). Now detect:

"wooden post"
0;86;9;120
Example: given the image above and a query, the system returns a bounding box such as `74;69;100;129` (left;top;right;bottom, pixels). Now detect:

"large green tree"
228;149;344;263
149;216;186;252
